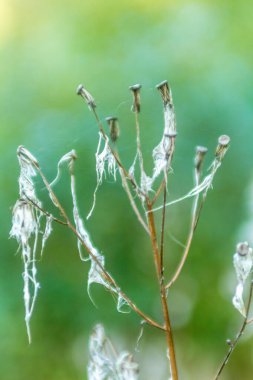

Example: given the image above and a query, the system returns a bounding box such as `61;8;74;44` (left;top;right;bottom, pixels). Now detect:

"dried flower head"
194;146;208;172
76;84;96;111
215;135;230;161
129;84;142;113
156;80;172;106
236;242;250;257
106;116;120;143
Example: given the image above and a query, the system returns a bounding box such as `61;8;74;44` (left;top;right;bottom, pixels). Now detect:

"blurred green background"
1;0;253;379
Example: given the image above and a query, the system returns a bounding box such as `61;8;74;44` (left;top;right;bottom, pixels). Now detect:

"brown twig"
24;195;68;226
160;184;167;281
146;201;178;380
214;280;253;380
119;168;150;235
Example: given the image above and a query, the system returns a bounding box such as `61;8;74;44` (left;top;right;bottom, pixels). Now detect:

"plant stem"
160;182;167;281
166;168;200;289
24;196;68;226
214;281;253;379
147;201;178;380
119;167;150;235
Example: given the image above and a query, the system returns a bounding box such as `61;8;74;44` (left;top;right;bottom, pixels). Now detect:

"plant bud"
76;84;96;110
156;80;172;106
215;135;230;161
129;84;142;113
106;116;120;143
194;146;208;172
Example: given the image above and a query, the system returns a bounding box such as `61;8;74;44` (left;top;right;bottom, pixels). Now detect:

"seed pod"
194;146;208;172
215;135;230;161
106;116;119;143
129;84;142;113
76;84;96;110
236;242;251;257
156;80;172;106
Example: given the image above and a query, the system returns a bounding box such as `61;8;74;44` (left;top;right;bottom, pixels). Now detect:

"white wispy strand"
41;215;53;256
70;166;116;301
87;324;139;380
71;173;97;262
128;154;138;180
233;242;253;316
87;132;116;219
55;150;126;311
11;147;44;343
10;199;41;343
12;146;59;342
152;155;223;213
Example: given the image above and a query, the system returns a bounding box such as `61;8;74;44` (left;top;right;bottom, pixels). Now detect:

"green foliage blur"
1;0;253;379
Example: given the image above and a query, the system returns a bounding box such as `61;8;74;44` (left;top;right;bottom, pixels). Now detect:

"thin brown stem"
214;281;253;380
160;181;167;280
134;111;145;177
146;201;178;380
166;169;200;289
119;168;150;235
24;196;68;226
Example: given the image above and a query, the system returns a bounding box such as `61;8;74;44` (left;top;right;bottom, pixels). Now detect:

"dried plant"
11;80;251;379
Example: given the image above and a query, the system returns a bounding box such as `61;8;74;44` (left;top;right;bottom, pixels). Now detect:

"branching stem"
214;281;253;380
36;166;164;332
146;201;178;380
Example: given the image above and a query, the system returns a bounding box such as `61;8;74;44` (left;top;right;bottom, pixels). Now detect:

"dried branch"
214;280;253;380
36;161;164;331
146;201;178;380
